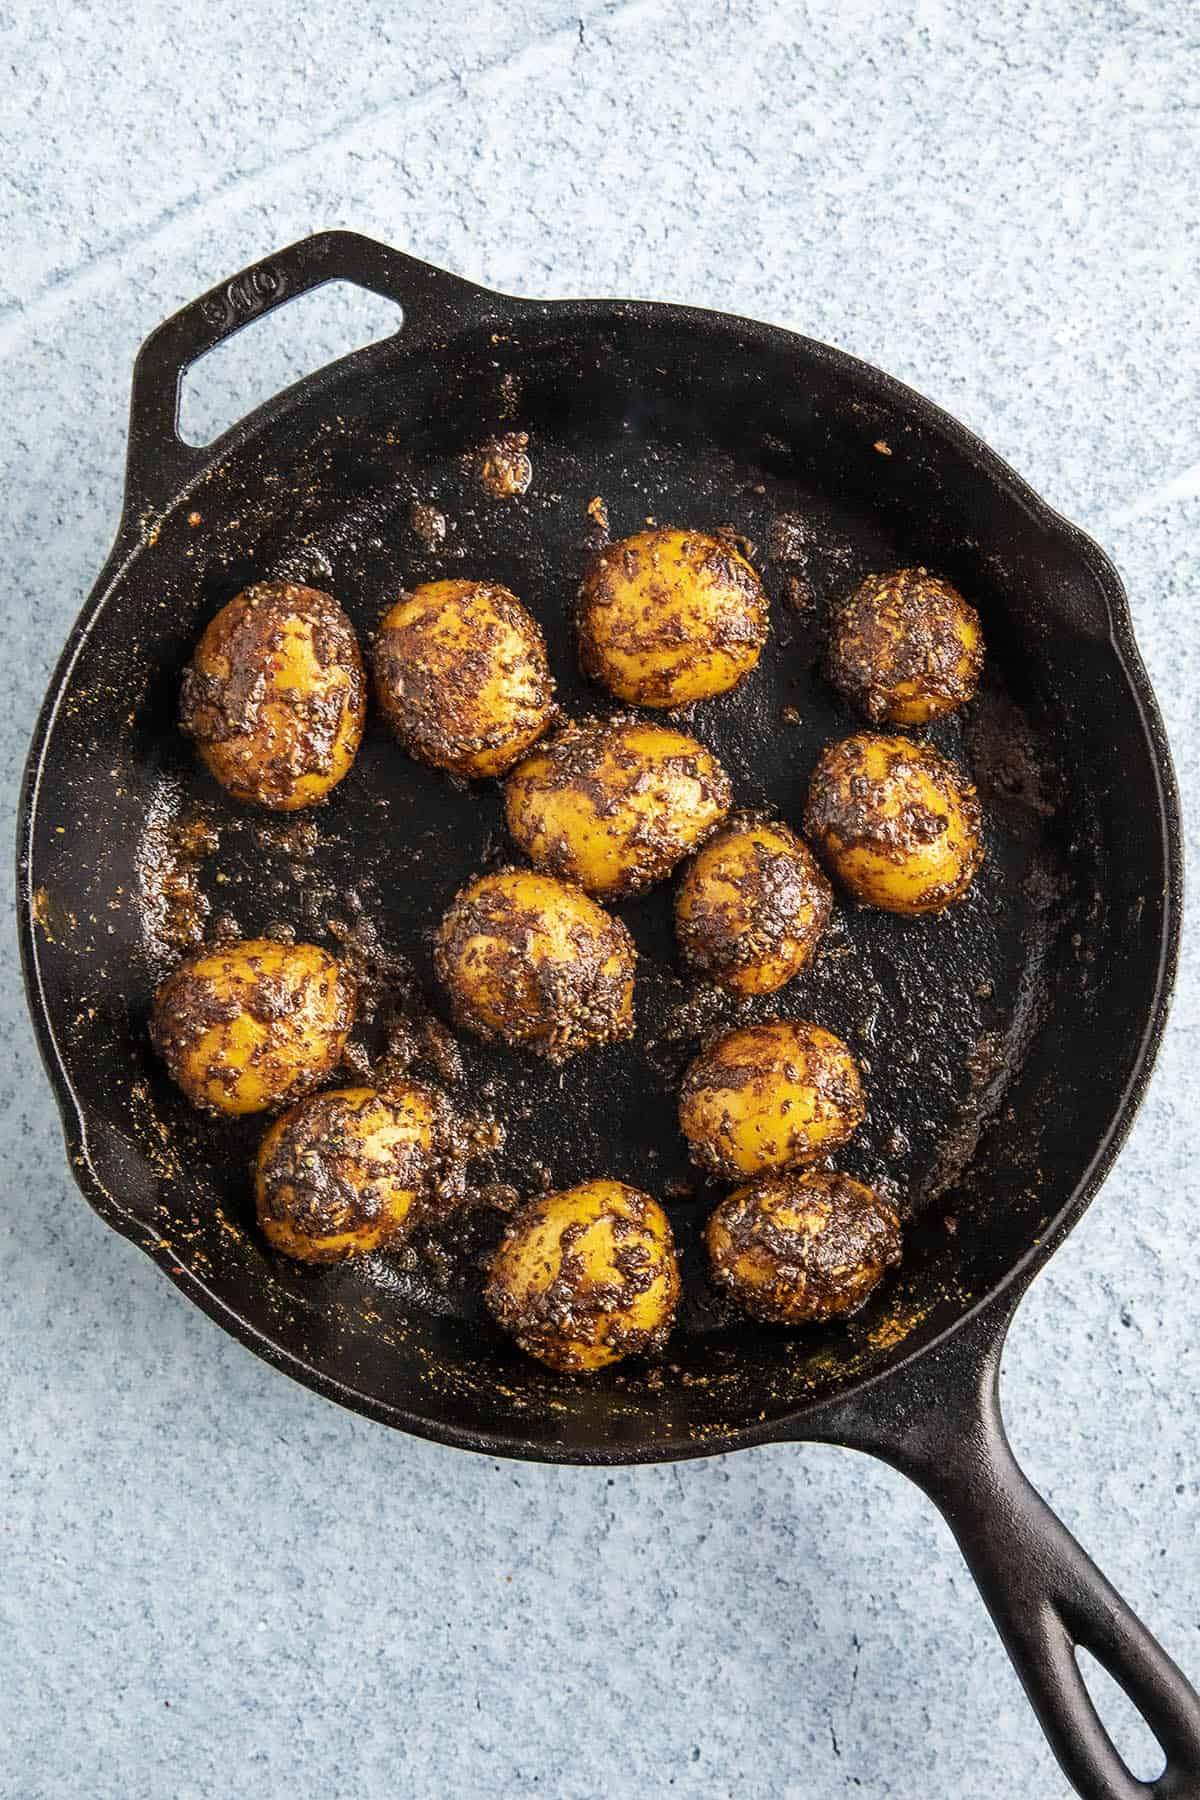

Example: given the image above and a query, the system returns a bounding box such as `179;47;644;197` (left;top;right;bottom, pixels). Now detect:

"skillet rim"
17;274;1184;1464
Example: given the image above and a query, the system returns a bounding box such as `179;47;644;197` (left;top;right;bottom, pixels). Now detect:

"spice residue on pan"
136;791;219;952
410;501;449;553
476;431;532;499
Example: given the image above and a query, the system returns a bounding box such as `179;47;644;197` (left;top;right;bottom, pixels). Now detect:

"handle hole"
177;281;403;447
1076;1647;1167;1784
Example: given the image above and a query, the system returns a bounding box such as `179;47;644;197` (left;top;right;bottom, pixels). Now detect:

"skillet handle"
818;1298;1200;1800
124;229;490;513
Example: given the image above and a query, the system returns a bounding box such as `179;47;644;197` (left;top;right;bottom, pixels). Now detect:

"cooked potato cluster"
679;1019;865;1180
434;868;636;1060
675;817;832;995
804;731;984;915
577;526;768;707
485;1179;681;1370
256;1083;448;1263
825;567;983;725
150;938;356;1115
504;715;731;899
180;582;366;810
705;1170;902;1323
374;578;554;777
159;503;997;1371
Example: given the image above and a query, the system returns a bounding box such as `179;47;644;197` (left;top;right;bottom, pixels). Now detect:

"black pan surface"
20;236;1177;1463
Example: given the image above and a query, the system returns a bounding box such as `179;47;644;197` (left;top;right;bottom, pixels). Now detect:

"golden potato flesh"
804;732;984;915
577;526;768;708
705;1170;901;1324
150;938;356;1116
180;582;365;810
256;1084;446;1263
504;715;732;899
679;1019;864;1180
485;1179;681;1371
825;567;983;726
374;579;554;778
434;868;636;1060
675;817;832;995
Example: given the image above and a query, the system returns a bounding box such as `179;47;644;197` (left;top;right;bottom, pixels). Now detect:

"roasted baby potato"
679;1019;864;1180
804;731;984;915
705;1170;902;1323
434;868;636;1060
504;715;732;899
485;1179;681;1371
374;578;554;778
675;816;832;995
180;582;366;810
577;526;768;707
825;567;983;726
150;938;356;1116
256;1083;450;1263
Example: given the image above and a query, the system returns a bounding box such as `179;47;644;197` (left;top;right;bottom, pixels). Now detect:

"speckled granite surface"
3;3;1198;1795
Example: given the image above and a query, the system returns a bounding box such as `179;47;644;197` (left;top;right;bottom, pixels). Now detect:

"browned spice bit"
585;494;610;534
187;511;202;527
781;705;801;725
136;806;219;951
417;1011;466;1087
409;501;448;552
477;431;532;499
873;439;892;456
498;370;521;418
714;523;757;561
944;1214;959;1235
783;572;817;615
254;815;320;860
766;513;812;563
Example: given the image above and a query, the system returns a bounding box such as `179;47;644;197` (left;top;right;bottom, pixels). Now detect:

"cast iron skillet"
18;231;1198;1798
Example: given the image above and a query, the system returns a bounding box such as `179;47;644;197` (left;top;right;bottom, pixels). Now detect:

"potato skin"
804;731;984;915
256;1084;447;1263
504;715;732;899
150;938;356;1116
485;1179;681;1371
180;582;365;810
578;526;768;708
374;579;554;777
705;1170;901;1324
825;567;983;725
675;817;832;995
679;1019;864;1180
434;868;636;1060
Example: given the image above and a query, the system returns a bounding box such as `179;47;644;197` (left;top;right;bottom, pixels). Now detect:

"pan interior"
25;305;1170;1457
